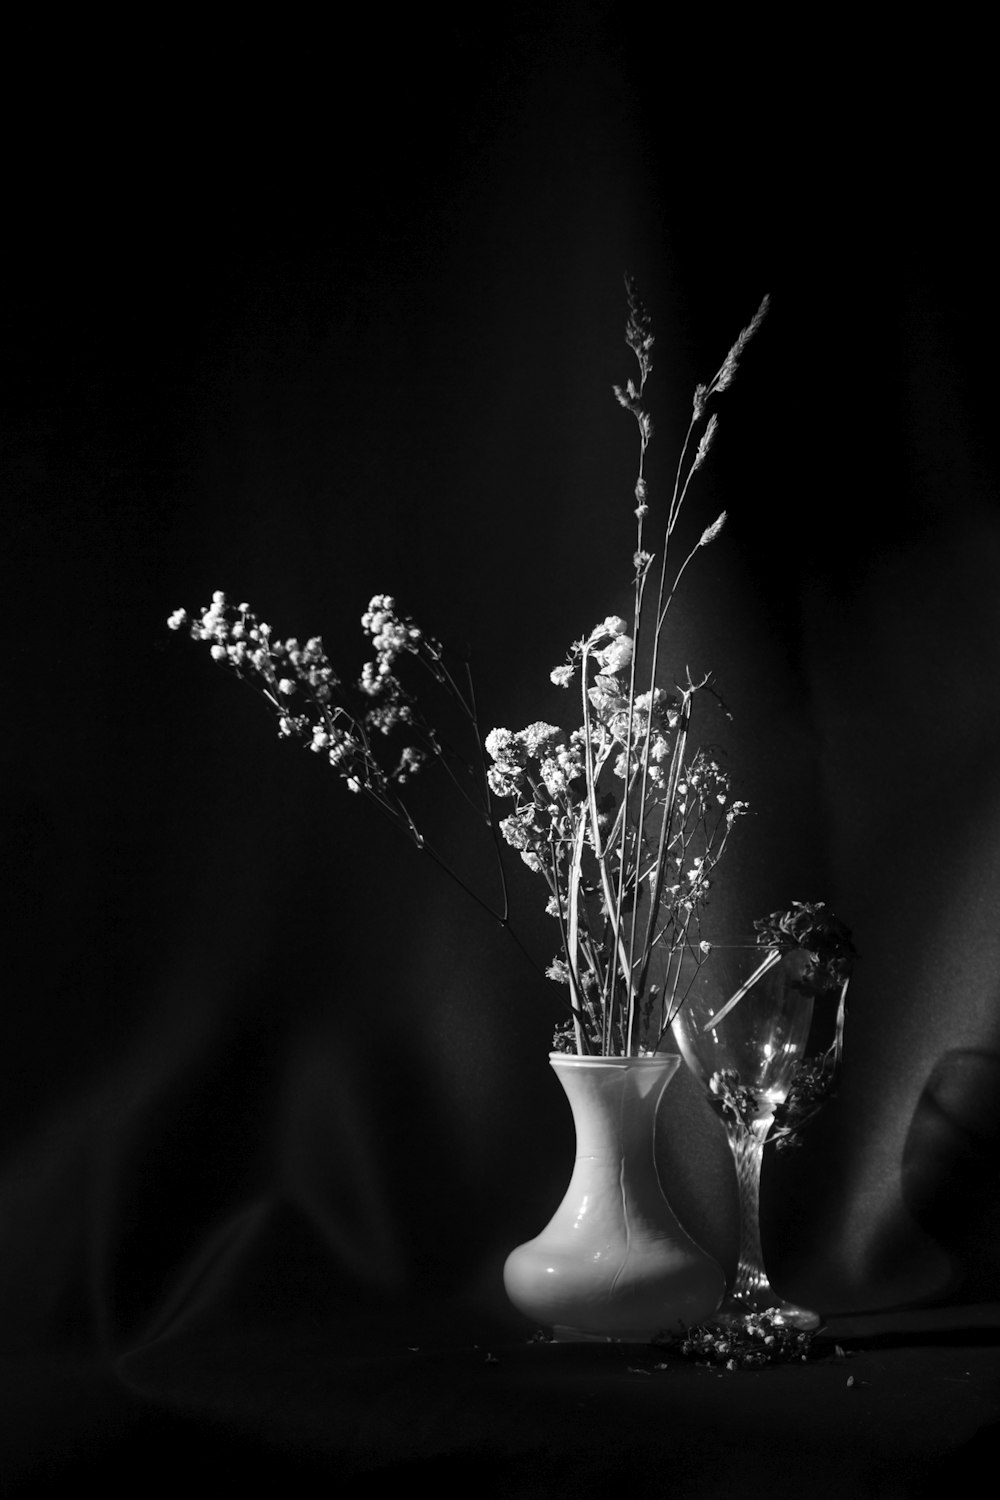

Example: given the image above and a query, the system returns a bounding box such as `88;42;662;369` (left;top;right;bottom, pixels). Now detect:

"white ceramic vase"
503;1053;725;1341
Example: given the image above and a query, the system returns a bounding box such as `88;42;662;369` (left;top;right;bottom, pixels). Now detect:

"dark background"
3;6;1000;1489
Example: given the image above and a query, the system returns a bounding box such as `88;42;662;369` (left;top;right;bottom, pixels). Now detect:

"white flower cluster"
596;634;633;674
168;593;394;795
169;594;344;703
486;725;587;867
169;590;463;826
360;595;423;696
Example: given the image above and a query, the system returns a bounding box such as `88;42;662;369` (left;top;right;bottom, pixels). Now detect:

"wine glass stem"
728;1119;772;1308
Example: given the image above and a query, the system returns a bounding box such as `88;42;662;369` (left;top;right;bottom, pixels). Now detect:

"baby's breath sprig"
168;591;537;966
170;592;436;812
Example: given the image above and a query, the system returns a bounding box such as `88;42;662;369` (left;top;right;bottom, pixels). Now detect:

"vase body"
503;1054;725;1341
671;945;822;1329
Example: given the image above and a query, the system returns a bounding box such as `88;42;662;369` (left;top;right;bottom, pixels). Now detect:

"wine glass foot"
714;1291;821;1332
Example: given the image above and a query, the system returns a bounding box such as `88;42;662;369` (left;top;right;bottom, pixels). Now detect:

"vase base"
551;1325;631;1343
550;1318;709;1343
551;1325;674;1343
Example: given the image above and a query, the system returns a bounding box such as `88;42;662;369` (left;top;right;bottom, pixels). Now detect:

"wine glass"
670;943;832;1331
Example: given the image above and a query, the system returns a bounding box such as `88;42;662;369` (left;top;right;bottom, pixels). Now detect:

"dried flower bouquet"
170;280;847;1070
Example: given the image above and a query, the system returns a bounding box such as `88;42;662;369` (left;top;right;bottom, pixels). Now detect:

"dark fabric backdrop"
3;5;1000;1489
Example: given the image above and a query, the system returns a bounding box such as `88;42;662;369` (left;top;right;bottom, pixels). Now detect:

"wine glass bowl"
671;945;816;1118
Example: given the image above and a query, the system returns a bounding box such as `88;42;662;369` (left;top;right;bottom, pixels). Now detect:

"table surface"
5;1303;999;1497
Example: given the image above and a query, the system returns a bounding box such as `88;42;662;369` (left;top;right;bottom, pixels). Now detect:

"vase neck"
551;1056;677;1163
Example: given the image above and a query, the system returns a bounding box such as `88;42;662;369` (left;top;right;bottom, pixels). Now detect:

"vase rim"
548;1051;680;1067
